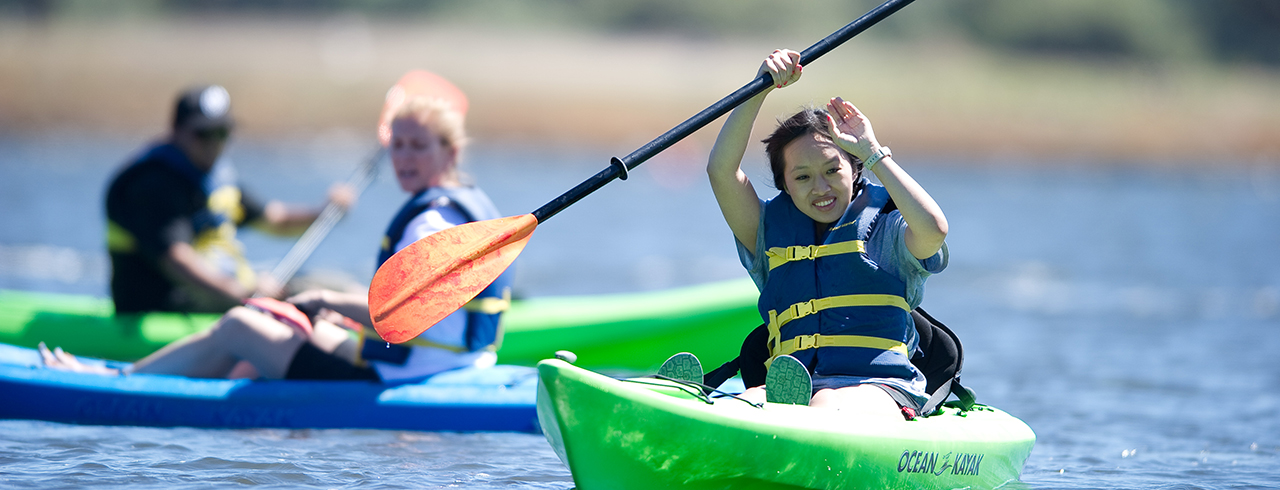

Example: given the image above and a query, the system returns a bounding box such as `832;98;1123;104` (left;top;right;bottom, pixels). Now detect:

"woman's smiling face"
389;117;456;193
781;132;856;224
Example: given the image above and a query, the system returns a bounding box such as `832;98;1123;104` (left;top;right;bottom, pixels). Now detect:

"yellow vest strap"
207;186;246;224
770;294;910;331
764;293;910;368
401;337;470;353
461;289;512;315
191;222;256;290
359;330;472;354
105;220;137;253
766;240;866;271
775;334;909;359
396;337;499;354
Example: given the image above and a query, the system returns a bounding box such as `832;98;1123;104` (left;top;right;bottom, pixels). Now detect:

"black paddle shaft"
530;0;916;223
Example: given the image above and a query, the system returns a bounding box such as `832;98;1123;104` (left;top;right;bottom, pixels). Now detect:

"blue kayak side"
0;343;539;432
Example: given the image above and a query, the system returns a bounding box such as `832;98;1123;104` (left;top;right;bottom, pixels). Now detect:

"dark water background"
1;132;1278;489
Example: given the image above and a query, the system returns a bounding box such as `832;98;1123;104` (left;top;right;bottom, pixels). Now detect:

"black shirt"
105;143;263;313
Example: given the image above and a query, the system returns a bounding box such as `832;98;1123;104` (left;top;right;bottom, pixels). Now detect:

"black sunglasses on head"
196;127;231;141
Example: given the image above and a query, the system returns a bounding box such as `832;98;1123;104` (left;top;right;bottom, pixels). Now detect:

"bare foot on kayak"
38;342;123;376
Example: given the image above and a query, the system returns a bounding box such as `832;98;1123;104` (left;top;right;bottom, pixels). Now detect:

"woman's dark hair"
761;108;861;193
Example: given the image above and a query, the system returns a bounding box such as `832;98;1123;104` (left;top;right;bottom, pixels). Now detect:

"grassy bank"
2;17;1277;164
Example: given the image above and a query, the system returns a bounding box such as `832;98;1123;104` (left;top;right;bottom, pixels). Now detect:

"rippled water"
0;421;569;489
2;133;1279;488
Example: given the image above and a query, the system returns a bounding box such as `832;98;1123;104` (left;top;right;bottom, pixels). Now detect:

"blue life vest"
113;144;256;288
757;180;920;380
375;186;513;353
140;143;245;231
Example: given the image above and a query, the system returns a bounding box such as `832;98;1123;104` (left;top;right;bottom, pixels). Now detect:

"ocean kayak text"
898;450;984;477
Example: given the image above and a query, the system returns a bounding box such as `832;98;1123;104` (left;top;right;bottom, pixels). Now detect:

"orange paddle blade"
369;214;536;344
377;70;469;147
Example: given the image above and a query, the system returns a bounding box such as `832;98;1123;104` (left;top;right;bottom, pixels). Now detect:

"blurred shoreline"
2;17;1278;165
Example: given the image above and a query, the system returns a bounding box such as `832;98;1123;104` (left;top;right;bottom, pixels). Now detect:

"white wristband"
864;146;891;170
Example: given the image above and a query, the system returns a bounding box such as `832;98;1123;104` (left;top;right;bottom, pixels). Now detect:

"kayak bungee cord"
631;376;763;408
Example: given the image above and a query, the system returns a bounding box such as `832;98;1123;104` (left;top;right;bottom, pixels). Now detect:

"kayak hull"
0;343;538;432
0;279;762;372
536;359;1035;490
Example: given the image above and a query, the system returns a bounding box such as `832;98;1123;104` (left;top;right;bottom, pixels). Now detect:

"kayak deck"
0;343;539;432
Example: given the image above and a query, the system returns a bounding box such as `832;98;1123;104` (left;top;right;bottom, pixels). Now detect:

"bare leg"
43;307;359;380
227;361;259;379
810;384;904;422
39;343;121;375
746;382;901;416
131;306;307;379
309;319;360;363
220;319;356;379
741;385;767;405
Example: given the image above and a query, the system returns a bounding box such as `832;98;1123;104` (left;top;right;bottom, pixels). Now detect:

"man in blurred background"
104;85;352;314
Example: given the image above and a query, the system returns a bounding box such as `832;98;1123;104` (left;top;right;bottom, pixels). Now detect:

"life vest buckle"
788;245;817;261
795;334;818;350
790;299;817;319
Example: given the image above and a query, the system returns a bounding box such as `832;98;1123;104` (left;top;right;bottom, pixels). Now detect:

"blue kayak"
0;343;538;432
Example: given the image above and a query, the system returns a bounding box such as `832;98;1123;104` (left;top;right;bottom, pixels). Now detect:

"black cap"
173;85;234;131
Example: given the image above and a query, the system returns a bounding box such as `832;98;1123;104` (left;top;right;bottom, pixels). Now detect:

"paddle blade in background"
377;70;470;146
370;214;536;344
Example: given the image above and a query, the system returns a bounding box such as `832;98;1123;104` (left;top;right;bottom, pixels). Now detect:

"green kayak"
0;279;761;371
537;359;1035;490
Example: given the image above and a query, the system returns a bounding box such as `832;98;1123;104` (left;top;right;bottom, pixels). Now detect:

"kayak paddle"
370;0;918;344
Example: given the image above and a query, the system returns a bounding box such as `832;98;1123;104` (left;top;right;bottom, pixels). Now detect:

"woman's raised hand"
825;97;880;162
759;49;802;89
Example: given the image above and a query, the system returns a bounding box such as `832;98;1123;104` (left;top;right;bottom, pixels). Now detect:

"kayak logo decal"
897;450;984;477
76;397;164;422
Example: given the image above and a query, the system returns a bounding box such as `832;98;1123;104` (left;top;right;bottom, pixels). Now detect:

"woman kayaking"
41;93;514;383
687;48;949;417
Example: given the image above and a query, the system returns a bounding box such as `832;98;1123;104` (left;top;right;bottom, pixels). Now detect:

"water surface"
1;133;1278;489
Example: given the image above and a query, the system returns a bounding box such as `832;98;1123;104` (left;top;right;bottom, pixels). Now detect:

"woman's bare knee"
214;306;299;344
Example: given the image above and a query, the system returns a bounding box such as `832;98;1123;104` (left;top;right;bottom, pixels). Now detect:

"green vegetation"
4;0;1277;66
1;0;1275;161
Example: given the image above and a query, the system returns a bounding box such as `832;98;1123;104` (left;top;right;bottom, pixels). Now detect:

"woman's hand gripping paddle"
369;0;918;343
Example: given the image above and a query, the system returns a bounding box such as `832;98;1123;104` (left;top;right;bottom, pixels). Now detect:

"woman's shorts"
285;342;380;382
